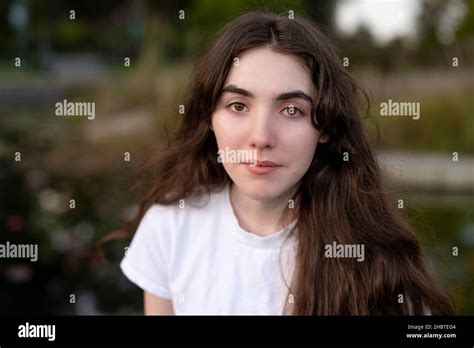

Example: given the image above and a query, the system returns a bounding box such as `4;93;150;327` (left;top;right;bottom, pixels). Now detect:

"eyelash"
226;102;305;117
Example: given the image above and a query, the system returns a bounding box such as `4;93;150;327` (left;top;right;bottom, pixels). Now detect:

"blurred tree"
417;0;451;48
303;0;335;30
455;0;474;38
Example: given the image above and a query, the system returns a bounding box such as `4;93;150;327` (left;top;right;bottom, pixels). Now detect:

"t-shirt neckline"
222;183;297;250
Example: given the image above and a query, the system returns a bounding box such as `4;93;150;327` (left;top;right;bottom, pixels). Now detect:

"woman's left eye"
282;105;304;117
228;102;248;113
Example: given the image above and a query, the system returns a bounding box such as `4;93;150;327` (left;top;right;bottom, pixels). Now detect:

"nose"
248;107;276;150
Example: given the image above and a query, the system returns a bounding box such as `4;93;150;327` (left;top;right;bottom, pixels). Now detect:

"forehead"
224;46;316;97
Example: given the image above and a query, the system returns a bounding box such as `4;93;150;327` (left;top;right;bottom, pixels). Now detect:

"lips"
255;160;280;167
242;160;282;175
244;160;281;167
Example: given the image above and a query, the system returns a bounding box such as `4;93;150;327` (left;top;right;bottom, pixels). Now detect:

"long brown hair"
116;11;454;315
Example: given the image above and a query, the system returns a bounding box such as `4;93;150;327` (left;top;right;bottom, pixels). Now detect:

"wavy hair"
113;11;454;315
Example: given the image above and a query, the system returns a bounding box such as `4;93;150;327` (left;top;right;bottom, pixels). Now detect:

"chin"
233;177;290;202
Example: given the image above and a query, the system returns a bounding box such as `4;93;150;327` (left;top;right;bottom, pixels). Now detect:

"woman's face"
211;46;327;201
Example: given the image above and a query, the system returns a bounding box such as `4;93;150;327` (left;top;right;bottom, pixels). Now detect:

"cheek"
212;111;244;148
282;124;320;170
211;112;227;147
211;112;242;177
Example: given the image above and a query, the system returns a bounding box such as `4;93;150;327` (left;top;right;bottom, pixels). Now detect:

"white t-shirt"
120;183;297;315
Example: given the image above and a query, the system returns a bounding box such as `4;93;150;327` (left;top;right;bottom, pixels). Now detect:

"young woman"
119;11;454;315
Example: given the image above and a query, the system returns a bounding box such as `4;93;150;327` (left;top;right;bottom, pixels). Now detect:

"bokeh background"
0;0;473;314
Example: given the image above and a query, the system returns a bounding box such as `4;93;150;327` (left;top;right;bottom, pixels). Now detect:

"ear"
318;133;330;144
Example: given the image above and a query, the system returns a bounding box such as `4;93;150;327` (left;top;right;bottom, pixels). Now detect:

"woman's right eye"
227;102;248;113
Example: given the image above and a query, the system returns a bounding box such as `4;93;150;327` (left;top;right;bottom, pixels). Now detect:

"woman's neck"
229;183;297;237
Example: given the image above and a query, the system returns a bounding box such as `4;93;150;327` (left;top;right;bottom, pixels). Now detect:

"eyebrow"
221;84;313;105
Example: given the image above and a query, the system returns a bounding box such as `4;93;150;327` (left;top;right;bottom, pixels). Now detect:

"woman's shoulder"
140;184;229;233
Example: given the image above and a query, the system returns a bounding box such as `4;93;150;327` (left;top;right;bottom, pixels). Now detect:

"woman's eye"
228;102;248;113
282;105;304;117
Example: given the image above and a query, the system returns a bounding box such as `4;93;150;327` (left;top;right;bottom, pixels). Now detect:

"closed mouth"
243;160;281;167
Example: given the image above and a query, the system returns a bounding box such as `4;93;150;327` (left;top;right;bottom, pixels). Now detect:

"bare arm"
144;291;175;315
